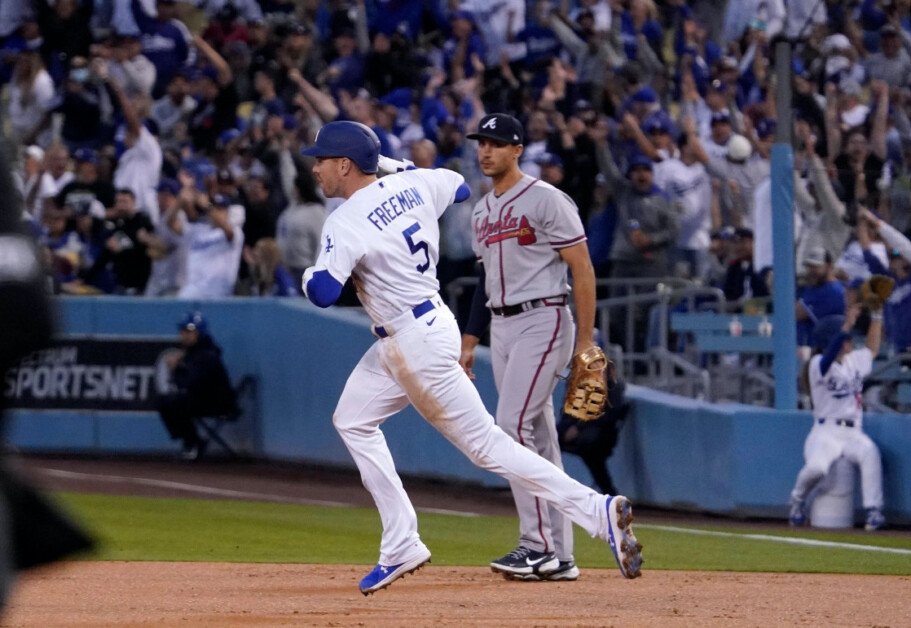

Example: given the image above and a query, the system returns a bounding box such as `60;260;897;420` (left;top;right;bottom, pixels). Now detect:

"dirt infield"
4;456;911;627
6;562;911;627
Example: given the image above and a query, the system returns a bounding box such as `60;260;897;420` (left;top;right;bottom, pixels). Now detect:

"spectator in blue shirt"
858;208;911;352
131;0;193;98
797;247;847;348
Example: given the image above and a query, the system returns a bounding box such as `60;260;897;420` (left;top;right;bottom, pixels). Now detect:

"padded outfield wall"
6;297;910;523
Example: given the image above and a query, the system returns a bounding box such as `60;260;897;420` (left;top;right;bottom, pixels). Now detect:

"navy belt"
818;418;855;428
491;296;567;317
374;299;435;338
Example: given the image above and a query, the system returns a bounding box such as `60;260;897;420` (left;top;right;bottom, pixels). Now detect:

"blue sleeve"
819;331;850;376
863;249;892;277
455;183;471;203
305;270;343;308
464;265;491;338
131;0;154;32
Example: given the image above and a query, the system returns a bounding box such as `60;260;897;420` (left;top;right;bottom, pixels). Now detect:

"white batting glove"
301;266;315;297
377;155;415;176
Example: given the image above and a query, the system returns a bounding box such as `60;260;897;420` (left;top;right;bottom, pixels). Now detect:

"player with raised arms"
300;120;643;595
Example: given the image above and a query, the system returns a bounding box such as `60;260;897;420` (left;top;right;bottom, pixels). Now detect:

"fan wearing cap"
142;177;189;297
595;130;679;280
54;148;116;218
150;72;197;146
832;80;889;208
187;36;238;153
687;120;770;229
653;125;713;278
130;0;195;98
167;175;245;299
796;246;846;348
157;310;237;460
721;228;768;302
460;113;602;582
857;207;911;353
865;24;911;88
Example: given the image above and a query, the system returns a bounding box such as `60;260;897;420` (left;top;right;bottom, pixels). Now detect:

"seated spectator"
85;189;154;295
535;152;566;190
796;247;846;349
249;238;299;296
26;144;74;221
55;148;115;218
157;311;237;460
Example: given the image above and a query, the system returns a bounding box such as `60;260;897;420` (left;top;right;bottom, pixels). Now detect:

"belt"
491;296;567;317
373;299;436;339
817;418;856;428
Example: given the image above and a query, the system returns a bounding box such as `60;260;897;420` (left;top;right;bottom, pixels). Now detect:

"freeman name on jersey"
366;186;425;231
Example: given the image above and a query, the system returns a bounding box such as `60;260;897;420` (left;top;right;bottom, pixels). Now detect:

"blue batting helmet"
178;310;208;334
301;121;380;174
812;315;846;351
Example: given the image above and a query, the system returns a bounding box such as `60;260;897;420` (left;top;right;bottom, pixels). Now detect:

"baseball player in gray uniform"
459;113;600;582
299;121;642;595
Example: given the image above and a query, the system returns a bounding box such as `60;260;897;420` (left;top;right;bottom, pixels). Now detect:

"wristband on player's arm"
464;264;491;338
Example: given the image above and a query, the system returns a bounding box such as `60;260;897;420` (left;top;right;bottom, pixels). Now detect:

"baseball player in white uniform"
300;121;643;595
459;113;598;582
789;305;885;530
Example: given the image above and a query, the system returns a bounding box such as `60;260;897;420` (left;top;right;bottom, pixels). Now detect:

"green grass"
56;493;911;576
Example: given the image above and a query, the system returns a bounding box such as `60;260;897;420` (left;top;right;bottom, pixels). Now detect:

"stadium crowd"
2;0;911;357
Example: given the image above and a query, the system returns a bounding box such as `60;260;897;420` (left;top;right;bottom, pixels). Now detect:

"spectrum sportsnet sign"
4;336;181;412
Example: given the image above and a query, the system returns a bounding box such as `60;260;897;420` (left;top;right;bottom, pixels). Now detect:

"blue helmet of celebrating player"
301;121;381;174
812;315;846;351
177;310;208;334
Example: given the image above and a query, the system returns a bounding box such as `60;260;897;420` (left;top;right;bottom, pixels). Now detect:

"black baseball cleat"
503;559;580;582
490;546;559;578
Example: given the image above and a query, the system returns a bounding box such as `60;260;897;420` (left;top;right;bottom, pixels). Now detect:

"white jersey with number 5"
310;168;465;324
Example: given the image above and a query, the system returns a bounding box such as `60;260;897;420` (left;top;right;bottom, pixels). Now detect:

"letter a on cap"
482;117;497;129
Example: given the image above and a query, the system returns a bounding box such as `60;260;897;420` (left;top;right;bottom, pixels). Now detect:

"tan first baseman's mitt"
563;346;616;421
860;274;895;312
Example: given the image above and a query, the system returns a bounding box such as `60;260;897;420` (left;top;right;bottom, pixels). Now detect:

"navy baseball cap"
711;110;731;125
631;86;658;103
74;147;98;164
156;177;180;195
178;310;207;333
812;315;848;351
627;154;653;174
466;113;524;145
535;152;563;168
644;117;671;134
756;118;777;138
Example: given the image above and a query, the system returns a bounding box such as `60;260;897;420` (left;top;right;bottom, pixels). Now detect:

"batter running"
300;121;643;595
459;113;599;582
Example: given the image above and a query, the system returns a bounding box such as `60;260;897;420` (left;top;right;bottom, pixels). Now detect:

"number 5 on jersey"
403;222;430;273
